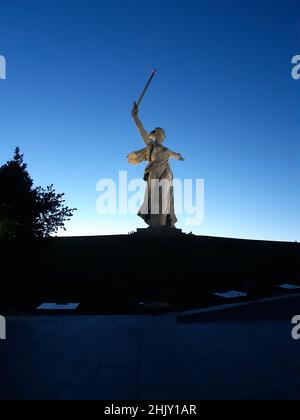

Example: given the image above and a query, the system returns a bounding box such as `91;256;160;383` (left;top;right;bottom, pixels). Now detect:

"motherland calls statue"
128;101;185;229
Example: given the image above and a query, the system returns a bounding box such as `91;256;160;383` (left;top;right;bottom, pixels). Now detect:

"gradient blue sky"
0;0;299;240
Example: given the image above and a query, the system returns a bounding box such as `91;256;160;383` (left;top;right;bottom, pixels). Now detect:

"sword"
137;69;156;107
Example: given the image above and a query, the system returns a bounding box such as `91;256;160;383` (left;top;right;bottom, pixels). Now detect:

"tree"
0;147;76;238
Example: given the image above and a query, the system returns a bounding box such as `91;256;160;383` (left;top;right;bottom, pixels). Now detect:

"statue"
128;101;185;229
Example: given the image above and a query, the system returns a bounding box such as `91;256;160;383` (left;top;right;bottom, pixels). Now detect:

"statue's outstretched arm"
131;102;152;145
167;149;185;161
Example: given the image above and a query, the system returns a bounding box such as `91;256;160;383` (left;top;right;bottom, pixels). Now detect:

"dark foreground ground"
1;234;299;400
1;234;299;312
1;296;300;400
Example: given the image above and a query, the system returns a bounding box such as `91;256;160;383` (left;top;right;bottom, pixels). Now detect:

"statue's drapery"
128;143;177;227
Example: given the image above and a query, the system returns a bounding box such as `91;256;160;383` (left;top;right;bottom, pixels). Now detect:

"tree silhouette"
0;147;76;238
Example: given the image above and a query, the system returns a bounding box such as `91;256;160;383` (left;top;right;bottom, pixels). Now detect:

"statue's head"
150;128;166;145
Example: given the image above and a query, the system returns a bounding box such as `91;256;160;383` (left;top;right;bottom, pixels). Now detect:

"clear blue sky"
0;0;299;240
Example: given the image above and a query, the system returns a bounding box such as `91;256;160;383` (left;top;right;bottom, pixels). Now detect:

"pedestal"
135;226;185;236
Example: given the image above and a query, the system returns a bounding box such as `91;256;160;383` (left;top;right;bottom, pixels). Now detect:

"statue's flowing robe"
127;143;177;227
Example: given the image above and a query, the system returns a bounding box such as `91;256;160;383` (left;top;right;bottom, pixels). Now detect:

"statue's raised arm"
131;102;152;145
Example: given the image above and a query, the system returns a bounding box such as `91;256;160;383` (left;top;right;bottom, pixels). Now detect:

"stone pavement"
1;297;300;400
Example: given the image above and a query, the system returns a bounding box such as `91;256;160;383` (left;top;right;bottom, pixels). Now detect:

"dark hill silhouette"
1;234;299;313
